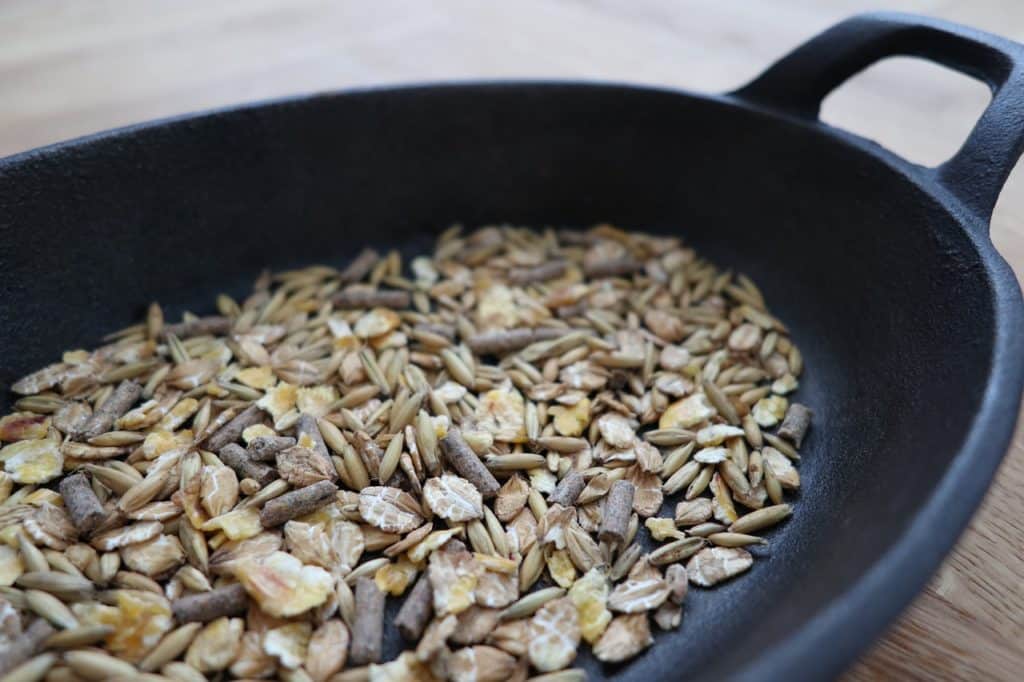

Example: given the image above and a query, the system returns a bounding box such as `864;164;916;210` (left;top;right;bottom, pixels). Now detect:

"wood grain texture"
1;1;1021;679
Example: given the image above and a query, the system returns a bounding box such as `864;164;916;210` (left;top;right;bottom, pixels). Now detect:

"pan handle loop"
733;11;1024;224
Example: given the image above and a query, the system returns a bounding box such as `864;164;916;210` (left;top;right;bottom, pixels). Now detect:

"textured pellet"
58;473;106;536
548;471;586;507
79;380;141;439
332;289;411;309
778;403;812;448
339;248;380;283
219;443;276;487
508;260;567;286
599;480;635;545
259;480;338;528
246;435;295;462
394;573;433;641
204;404;264;451
466;328;565;356
171;583;249;623
159;316;232;340
440;428;500;498
350;577;384;665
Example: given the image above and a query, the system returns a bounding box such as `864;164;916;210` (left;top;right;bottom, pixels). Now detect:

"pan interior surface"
0;84;997;680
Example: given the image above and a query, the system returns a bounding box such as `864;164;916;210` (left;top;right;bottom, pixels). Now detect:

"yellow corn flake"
645;517;685;542
257;382;298;421
296;385;339;418
0;545;23;586
547;549;577;589
1;440;62;484
529;468;557;495
75;590;174;663
234;551;334;618
142;430;190;459
23;489;62;507
236;366;277;390
660;393;716;429
0;413;50;442
474;553;517;574
752;395;789;428
408;528;461;564
428;550;482;616
203;506;262;541
242;423;276;444
432;415;450;439
354;308;401;338
550;397;591;437
375;557;419;596
568;567;612;644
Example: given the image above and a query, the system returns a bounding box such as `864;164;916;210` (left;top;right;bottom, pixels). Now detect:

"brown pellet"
599;480;635;546
331;289;411;309
350;577;385;665
393;573;433;641
778;403;812;448
246;435;296;462
259;480;338;528
204;404;264;451
79;380;141;439
547;471;586;507
171;583;249;623
584;257;641;279
508;260;567;286
218;443;277;487
440;428;500;498
466;328;564;356
58;473;106;536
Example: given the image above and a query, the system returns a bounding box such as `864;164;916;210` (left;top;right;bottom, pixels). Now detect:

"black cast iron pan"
1;11;1022;681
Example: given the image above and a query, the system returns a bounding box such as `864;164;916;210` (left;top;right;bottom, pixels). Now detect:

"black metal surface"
1;11;1022;681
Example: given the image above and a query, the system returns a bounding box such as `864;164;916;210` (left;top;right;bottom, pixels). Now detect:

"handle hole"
820;56;991;167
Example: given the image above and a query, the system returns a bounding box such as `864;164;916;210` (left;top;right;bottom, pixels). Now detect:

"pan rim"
1;79;1021;680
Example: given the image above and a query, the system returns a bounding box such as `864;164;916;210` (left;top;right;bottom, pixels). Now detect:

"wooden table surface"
2;1;1022;679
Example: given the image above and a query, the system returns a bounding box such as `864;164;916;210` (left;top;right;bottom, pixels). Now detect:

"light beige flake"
608;570;671;613
230;631;278;679
424;474;483;522
74;589;174;663
593;613;654;663
296;385;339;418
538;504;576;549
696;424;745;447
474;568;519;608
284;520;334;568
234;550;334;617
527;596;580;672
355;307;402;338
0;544;24;586
263;621;312;669
235;365;277;389
694;447;729;464
306;619;349;682
634;441;663;474
626;467;663;518
359;486;424;534
256;381;298;421
199;465;239;518
494;474;529;522
763;448;801;489
597;413;636;448
91;521;162;551
560;361;608;391
752;395;789;428
475;387;526;442
278;445;335;487
476;282;519;329
568;567;612;644
186;616;243;673
328;520;365;573
0;413;50;441
1;439;63;484
203;505;262;541
121;534;186;577
686;547;754;587
24;502;76;550
448;645;519;682
369;650;437;681
659;393;716;429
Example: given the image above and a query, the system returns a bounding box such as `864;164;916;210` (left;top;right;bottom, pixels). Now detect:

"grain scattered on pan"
0;224;809;677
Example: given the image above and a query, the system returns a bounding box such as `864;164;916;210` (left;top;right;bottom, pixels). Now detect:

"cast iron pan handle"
734;11;1024;223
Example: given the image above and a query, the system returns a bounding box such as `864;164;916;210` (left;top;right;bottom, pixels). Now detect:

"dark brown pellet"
58;473;106;536
247;435;296;462
350;577;385;665
204;404;265;452
547;471;586;507
171;583;249;623
440;428;500;498
508;260;567;286
295;414;336;481
159;316;232;340
778;403;812;448
394;573;433;641
584;257;642;279
219;444;277;487
259;480;338;528
331;289;411;310
339;248;380;283
599;480;635;546
79;380;141;439
0;618;55;675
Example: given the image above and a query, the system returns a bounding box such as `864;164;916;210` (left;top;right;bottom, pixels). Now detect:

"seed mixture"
0;224;810;682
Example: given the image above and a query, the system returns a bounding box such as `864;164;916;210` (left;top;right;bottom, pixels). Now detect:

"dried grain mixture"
0;224;810;681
